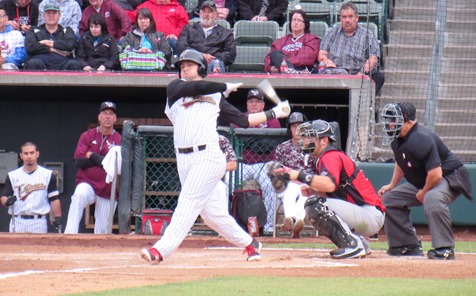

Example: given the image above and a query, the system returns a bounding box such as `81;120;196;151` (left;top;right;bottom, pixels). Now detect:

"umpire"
378;102;473;260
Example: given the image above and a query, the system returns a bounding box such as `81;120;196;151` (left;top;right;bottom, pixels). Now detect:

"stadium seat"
290;1;333;25
283;21;328;39
185;0;199;13
228;45;270;72
233;20;279;47
188;19;231;30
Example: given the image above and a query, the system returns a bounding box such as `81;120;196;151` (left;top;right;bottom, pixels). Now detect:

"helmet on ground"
380;102;415;145
296;119;336;153
175;49;208;78
286;112;307;136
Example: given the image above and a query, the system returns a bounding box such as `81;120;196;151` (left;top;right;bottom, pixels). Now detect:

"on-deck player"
140;49;291;263
0;142;62;233
64;101;122;234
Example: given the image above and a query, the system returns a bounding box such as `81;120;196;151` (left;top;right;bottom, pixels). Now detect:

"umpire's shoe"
386;242;424;257
427;247;455;260
141;248;163;263
244;239;262;261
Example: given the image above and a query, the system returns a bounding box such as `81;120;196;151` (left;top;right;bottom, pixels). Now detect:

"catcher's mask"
286;112;307;137
380;102;415;145
175;49;208;78
296;120;336;154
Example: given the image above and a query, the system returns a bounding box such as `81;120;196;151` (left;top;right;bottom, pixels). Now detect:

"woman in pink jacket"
264;10;320;73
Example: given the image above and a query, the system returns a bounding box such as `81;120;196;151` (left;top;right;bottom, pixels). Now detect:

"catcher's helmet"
286;112;307;136
296;120;336;153
380;102;415;145
175;49;208;78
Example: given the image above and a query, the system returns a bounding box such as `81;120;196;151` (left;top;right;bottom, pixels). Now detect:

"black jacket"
177;22;236;65
75;32;120;69
237;0;287;23
25;24;77;56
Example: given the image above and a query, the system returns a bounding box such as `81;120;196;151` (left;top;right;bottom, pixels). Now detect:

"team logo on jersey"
15;183;47;200
182;96;216;108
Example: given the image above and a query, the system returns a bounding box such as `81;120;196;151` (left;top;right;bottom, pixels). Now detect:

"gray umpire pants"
382;180;460;249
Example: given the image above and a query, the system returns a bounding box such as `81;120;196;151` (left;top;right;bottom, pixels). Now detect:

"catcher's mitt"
266;161;290;193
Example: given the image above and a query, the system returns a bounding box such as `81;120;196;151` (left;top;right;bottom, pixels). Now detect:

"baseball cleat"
244;239;262;262
330;246;366;259
386;242;424;257
141;247;163;263
427;247;455;260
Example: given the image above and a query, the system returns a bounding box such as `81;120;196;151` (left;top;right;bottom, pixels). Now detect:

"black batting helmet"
286;112;307;136
175;49;208;78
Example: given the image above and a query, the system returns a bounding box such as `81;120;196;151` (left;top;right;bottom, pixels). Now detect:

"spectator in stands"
24;2;82;70
128;0;188;55
379;102;472;260
237;0;287;26
178;1;235;73
189;0;237;26
240;89;281;234
318;1;384;95
38;0;82;38
121;7;172;68
270;112;314;238
1;0;39;35
80;0;132;42
64;101;122;234
76;13;119;71
264;9;320;74
0;8;27;69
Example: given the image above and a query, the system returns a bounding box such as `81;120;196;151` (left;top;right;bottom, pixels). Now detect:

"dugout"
0;72;373;232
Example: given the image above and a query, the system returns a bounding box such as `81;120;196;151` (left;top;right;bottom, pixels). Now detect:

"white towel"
102;146;122;183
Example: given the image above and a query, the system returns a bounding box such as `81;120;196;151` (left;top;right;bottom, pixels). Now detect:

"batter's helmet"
286;112;307;137
175;49;208;78
296;120;336;153
380;102;415;145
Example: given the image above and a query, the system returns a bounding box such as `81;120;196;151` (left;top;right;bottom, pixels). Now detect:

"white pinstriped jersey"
4;166;59;216
166;91;222;148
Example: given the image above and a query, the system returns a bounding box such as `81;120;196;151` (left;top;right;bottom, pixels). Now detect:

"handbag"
119;46;166;71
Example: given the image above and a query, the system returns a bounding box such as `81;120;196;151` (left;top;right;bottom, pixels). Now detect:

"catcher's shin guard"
304;196;365;259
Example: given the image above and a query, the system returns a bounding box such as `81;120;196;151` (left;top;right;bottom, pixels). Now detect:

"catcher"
270;120;385;259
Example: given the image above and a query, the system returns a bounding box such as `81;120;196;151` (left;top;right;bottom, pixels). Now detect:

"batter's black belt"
14;215;44;219
176;144;206;154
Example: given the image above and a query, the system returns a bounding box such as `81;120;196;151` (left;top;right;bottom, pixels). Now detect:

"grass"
69;277;476;296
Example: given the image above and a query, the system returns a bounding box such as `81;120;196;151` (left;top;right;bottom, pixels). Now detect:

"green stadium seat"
228;45;270;72
233;20;279;47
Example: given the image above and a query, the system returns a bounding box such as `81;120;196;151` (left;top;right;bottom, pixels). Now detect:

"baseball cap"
44;1;61;12
200;0;217;11
397;102;416;121
247;89;264;101
99;101;117;113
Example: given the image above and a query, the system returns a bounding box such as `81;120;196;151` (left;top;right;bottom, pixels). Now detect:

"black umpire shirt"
391;122;462;189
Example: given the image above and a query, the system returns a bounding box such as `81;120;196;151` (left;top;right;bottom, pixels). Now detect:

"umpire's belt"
14;215;44;219
176;144;206;154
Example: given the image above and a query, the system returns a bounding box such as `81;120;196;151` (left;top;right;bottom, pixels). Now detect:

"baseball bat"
256;79;281;105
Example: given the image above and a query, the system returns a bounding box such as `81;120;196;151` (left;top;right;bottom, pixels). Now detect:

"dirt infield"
1;228;476;296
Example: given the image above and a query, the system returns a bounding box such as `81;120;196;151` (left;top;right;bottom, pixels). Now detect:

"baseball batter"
0;142;62;233
141;49;291;263
64;101;122;234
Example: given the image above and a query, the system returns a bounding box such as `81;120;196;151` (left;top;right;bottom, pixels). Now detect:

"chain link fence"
119;123;288;233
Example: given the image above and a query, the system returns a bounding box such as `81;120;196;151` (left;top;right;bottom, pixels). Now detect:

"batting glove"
223;82;243;98
272;100;291;119
53;217;63;233
5;195;17;206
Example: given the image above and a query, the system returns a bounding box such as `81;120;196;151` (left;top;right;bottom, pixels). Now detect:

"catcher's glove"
266;161;290;193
